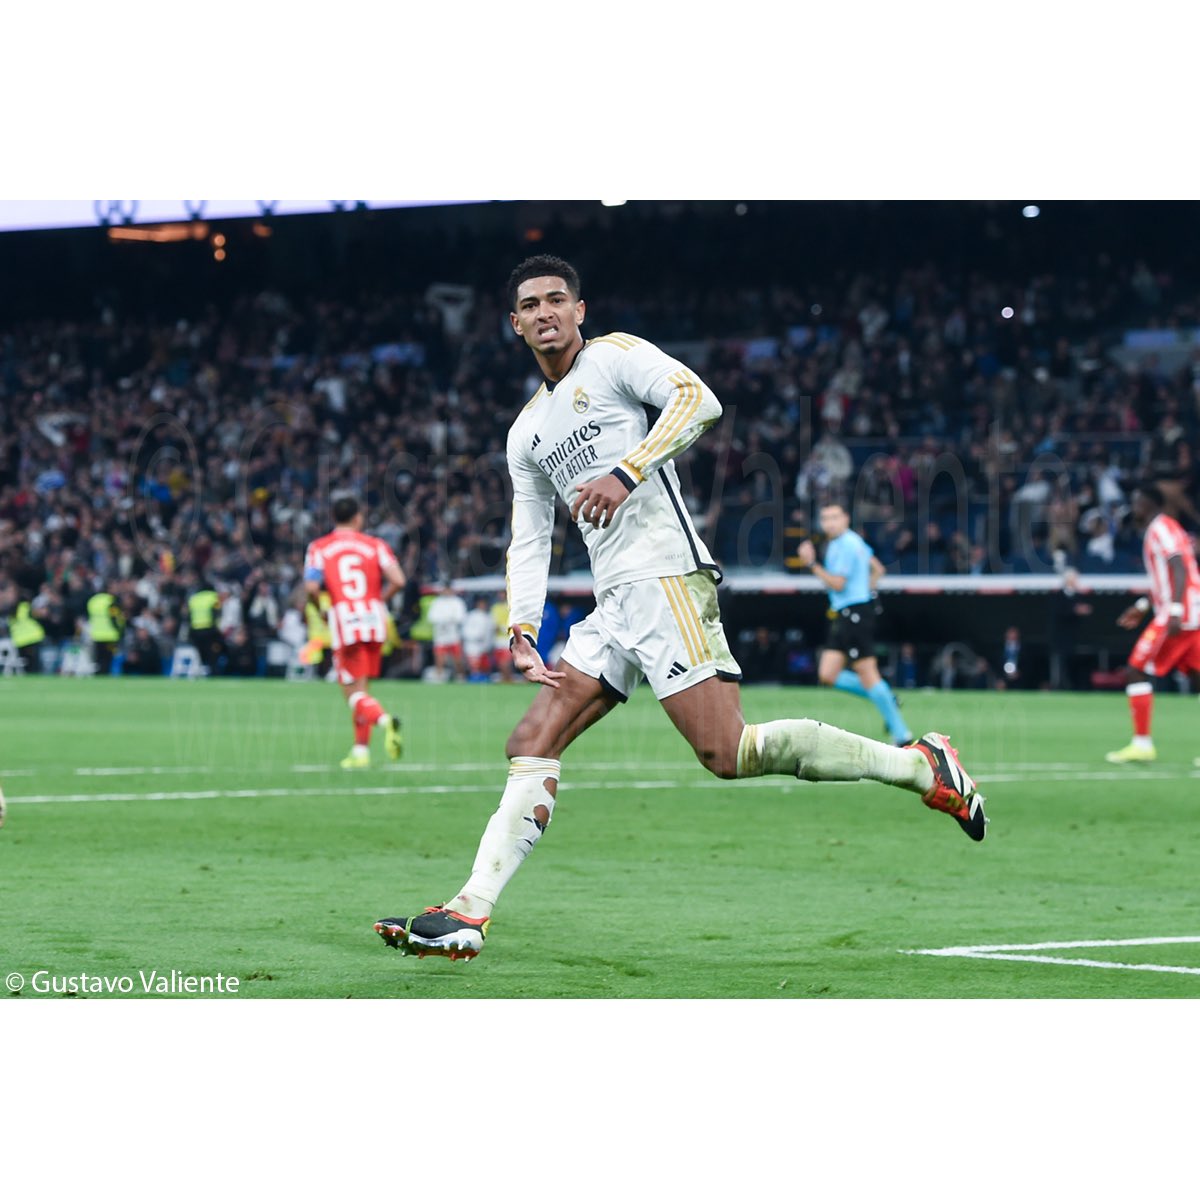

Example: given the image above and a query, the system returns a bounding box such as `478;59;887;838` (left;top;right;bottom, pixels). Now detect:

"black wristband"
610;466;638;492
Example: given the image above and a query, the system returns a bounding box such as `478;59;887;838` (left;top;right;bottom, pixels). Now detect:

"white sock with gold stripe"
445;756;560;919
736;720;933;794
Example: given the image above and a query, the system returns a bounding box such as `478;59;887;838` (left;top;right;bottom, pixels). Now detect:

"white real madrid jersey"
505;332;722;636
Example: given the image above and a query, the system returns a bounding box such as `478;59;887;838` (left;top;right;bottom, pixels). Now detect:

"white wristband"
1135;597;1151;613
1169;602;1184;617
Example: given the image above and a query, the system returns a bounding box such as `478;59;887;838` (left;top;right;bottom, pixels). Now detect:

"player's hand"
1168;614;1183;636
797;539;816;567
571;475;630;531
1116;606;1143;630
510;624;567;689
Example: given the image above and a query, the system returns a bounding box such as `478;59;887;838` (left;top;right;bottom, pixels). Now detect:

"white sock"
376;714;391;728
1132;735;1154;750
349;744;369;759
446;756;560;919
736;719;933;795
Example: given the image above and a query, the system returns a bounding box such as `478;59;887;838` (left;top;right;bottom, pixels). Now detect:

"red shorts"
434;642;463;657
1128;625;1200;677
334;641;383;684
467;651;493;673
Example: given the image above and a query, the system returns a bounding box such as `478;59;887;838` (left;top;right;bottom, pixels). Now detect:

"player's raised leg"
660;674;986;840
375;655;618;958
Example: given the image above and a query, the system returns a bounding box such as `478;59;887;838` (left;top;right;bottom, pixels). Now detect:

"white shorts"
560;571;742;701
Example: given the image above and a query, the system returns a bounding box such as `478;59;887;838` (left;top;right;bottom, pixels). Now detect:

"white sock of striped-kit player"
445;726;933;920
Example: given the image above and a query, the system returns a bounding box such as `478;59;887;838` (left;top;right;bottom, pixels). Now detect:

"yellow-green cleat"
384;716;403;762
340;751;371;770
1104;743;1157;764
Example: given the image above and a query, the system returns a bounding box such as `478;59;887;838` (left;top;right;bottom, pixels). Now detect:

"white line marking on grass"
7;785;510;805
75;766;208;776
903;936;1200;977
912;936;1200;953
921;952;1200;977
983;771;1200;783
4;775;799;806
276;760;756;777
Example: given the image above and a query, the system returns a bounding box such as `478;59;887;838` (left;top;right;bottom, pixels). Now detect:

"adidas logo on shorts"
666;661;688;679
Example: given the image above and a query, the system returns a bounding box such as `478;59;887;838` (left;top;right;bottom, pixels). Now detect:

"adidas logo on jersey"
531;433;541;450
666;661;688;679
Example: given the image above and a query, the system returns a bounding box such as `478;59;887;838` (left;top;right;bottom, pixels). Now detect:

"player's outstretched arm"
509;624;567;689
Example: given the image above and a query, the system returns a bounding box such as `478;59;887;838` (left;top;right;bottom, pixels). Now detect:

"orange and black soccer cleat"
910;732;988;842
374;907;489;960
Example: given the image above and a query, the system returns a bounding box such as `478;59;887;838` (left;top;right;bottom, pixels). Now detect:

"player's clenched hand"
797;539;816;567
571;474;630;530
510;624;567;689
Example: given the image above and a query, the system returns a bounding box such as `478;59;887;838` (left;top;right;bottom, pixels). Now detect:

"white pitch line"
927;951;1200;977
76;766;208;776
908;935;1200;954
983;771;1199;783
7;784;508;805
902;935;1200;978
3;775;800;806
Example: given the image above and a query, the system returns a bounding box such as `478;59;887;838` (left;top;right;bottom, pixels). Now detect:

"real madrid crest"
572;387;590;413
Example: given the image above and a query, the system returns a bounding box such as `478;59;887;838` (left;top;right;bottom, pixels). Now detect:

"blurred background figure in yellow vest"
187;580;222;674
300;590;332;667
10;598;46;674
86;585;124;675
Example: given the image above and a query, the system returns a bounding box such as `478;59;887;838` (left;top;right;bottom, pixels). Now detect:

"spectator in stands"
123;625;164;676
462;595;495;682
223;626;260;677
427;582;467;682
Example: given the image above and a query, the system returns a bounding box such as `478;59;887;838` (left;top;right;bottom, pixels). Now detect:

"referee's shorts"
826;600;878;662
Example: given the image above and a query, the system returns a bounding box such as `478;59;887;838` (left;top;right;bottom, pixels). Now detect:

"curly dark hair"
505;255;581;312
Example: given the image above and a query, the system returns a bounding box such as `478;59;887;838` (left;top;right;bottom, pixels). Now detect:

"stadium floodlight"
1001;306;1014;319
1022;205;1040;218
600;200;627;207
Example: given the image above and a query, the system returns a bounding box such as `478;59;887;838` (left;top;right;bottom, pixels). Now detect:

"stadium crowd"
2;203;1198;678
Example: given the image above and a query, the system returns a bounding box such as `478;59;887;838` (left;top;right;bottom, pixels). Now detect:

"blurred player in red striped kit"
304;496;406;769
1106;482;1200;764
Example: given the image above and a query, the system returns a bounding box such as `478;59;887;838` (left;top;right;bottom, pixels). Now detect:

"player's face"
819;506;850;538
510;276;585;355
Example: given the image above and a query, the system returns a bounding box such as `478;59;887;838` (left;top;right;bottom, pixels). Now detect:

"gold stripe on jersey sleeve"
587;333;642;351
617;458;645;484
629;370;700;469
659;577;701;666
626;371;700;473
666;575;712;664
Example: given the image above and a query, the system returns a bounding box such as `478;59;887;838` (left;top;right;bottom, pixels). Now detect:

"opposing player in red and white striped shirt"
1106;482;1200;764
304;496;407;769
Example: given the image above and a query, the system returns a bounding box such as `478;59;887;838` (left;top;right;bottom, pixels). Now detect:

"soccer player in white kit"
376;256;987;960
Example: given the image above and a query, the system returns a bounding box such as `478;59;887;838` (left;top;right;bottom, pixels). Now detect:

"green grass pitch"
2;676;1198;999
